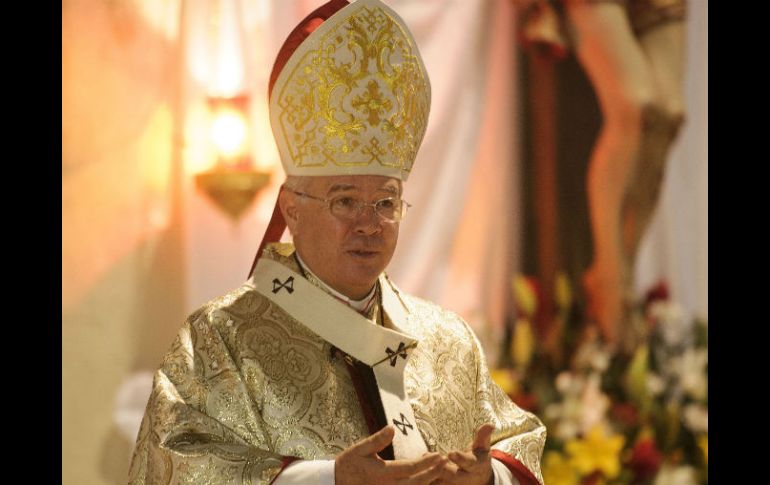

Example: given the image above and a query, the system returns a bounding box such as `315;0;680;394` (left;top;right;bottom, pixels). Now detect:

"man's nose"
352;205;382;234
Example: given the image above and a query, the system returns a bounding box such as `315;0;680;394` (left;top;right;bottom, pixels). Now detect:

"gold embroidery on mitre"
270;0;431;181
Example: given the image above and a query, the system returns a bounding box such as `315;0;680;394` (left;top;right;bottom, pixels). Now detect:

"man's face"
282;175;402;300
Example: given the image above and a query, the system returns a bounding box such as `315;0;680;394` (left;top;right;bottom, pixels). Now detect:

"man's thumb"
353;426;395;456
472;423;495;451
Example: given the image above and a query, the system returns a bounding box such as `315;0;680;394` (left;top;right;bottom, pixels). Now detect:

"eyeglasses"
284;187;411;223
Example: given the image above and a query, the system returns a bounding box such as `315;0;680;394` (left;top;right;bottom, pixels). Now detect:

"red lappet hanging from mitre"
251;0;350;276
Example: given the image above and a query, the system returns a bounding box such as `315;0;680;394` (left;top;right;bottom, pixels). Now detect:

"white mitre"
269;0;431;181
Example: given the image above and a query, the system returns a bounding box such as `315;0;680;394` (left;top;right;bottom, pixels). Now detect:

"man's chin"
338;261;385;288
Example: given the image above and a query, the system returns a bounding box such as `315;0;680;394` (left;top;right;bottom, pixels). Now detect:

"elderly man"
128;1;545;484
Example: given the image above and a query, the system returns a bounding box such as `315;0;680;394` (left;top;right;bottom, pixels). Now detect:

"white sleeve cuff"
491;456;520;485
270;459;336;485
272;456;517;485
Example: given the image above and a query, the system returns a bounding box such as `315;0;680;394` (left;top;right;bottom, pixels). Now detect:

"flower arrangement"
492;276;708;485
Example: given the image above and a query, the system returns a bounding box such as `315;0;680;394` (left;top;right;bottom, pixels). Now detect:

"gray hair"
283;175;312;192
283;175;403;196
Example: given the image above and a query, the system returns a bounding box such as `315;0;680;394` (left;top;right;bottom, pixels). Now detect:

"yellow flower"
512;275;537;318
542;451;580;485
555;271;572;313
697;435;708;464
625;345;651;416
565;425;626;479
490;368;519;396
511;318;535;368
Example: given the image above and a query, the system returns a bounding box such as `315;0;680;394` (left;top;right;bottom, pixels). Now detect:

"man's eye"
377;199;396;209
335;197;358;208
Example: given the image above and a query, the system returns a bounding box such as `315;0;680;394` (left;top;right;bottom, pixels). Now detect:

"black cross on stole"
385;342;409;367
392;412;414;436
272;276;295;294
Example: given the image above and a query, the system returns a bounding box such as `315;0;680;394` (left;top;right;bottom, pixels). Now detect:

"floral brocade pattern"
128;245;545;484
398;293;547;484
271;1;430;178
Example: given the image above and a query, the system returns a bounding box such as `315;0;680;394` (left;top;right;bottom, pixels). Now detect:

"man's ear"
279;188;299;236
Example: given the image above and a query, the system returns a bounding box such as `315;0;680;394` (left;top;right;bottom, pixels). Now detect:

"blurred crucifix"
513;0;686;352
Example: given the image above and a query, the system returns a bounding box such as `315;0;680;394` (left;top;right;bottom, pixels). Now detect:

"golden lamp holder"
195;95;272;220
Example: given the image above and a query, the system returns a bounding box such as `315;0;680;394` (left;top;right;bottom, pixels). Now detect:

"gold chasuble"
128;244;546;484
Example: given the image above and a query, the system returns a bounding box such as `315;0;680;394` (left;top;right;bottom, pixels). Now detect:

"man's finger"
448;450;479;470
445;460;460;474
471;423;495;451
397;459;449;484
350;426;396;456
383;452;445;478
430;460;460;484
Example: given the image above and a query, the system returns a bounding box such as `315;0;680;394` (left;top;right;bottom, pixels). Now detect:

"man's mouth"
347;249;379;258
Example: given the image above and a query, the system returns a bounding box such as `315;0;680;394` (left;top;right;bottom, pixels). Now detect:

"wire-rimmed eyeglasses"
284;187;411;223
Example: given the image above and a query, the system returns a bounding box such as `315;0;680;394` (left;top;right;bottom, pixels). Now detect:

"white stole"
249;257;428;459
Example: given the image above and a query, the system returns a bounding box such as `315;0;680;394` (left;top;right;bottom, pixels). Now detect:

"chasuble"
128;244;546;484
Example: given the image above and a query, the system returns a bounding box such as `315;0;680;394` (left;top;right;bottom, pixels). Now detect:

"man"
128;1;546;484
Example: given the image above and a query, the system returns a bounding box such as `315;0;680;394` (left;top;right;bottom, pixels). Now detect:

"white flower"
545;399;581;442
590;348;610;373
650;301;692;347
647;372;666;396
579;373;610;434
680;348;708;401
556;418;580;442
550;369;611;441
556;371;580;396
683;404;708;433
547;374;591;442
653;464;699;485
555;371;572;393
575;334;612;373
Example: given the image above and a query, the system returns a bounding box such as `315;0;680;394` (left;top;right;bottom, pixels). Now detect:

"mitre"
268;0;431;181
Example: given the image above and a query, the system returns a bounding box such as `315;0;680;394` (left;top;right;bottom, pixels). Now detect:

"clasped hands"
335;423;497;485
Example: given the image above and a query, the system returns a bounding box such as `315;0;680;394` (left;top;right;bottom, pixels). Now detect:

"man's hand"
435;423;496;485
335;426;448;485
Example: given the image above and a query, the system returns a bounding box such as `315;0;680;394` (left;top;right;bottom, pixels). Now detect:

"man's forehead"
310;175;401;194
